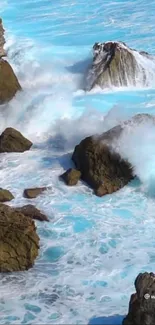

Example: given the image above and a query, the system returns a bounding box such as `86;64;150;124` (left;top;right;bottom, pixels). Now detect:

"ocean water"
1;0;155;324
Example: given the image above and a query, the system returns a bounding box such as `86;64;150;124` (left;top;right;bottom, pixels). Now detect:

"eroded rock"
0;59;21;104
60;168;81;186
23;187;49;199
85;41;155;90
0;127;32;152
15;204;49;222
0;204;39;272
0;188;14;202
123;272;155;325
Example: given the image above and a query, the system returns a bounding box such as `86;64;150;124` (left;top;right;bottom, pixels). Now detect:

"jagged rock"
0;59;21;104
60;168;81;186
85;41;154;90
23;187;49;199
72;113;154;196
0;127;32;152
0;204;39;272
0;188;14;202
0;19;6;58
123;272;155;325
15;204;49;222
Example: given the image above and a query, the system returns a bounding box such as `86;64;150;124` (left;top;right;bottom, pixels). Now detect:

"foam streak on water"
1;0;155;324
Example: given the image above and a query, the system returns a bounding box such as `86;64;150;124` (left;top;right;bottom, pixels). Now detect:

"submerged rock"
15;204;49;222
0;204;39;272
0;188;14;202
23;187;50;199
0;19;6;58
72;113;154;196
0;127;32;152
0;59;21;104
123;272;155;325
85;41;154;90
60;168;81;186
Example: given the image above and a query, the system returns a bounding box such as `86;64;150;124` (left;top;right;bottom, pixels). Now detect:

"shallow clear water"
1;0;155;324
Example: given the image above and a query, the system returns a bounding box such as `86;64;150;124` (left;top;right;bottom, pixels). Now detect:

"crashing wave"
85;41;155;90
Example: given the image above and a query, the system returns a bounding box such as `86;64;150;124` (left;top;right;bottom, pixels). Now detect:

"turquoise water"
1;0;155;324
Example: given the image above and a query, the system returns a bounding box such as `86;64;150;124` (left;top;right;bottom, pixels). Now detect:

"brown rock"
60;168;81;186
0;188;14;202
123;272;155;325
15;204;49;222
0;19;6;58
72;127;133;196
0;204;39;272
86;41;153;90
23;187;49;199
0;127;32;153
0;59;21;104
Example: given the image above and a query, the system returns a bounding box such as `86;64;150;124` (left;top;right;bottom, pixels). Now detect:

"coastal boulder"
85;41;153;90
0;204;39;272
23;187;49;199
72;125;133;196
0;188;14;202
123;272;155;325
0;127;32;152
60;168;81;186
15;204;49;222
72;113;155;196
0;59;21;104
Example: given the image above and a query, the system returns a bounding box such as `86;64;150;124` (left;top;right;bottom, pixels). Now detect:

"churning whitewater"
1;0;155;324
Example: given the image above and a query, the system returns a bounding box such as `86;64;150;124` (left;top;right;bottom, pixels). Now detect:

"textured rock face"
0;19;6;58
23;187;49;199
60;168;81;186
15;205;49;222
0;127;32;152
0;204;39;272
85;41;154;90
123;272;155;325
0;188;14;202
72;113;154;196
0;59;22;104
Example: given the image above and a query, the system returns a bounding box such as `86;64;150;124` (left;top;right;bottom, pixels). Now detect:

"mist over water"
1;0;155;324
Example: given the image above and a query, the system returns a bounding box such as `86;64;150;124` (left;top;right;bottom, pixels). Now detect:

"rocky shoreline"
0;16;155;324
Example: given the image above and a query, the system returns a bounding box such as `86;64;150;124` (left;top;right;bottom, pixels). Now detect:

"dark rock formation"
15;204;49;222
0;19;6;58
23;187;49;199
85;41;154;90
71;113;154;196
72;126;133;196
0;127;32;152
60;168;81;186
0;59;21;104
0;188;14;202
0;204;39;272
123;272;155;325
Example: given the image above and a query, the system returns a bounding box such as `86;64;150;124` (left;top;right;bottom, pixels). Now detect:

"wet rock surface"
123;272;155;325
0;204;39;272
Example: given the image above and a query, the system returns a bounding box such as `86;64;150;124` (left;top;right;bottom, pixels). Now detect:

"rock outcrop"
0;127;32;152
71;113;155;196
0;59;22;104
60;168;81;186
15;204;49;222
123;272;155;325
0;204;39;272
85;41;155;90
0;18;21;103
23;187;50;199
0;18;6;58
0;188;14;202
